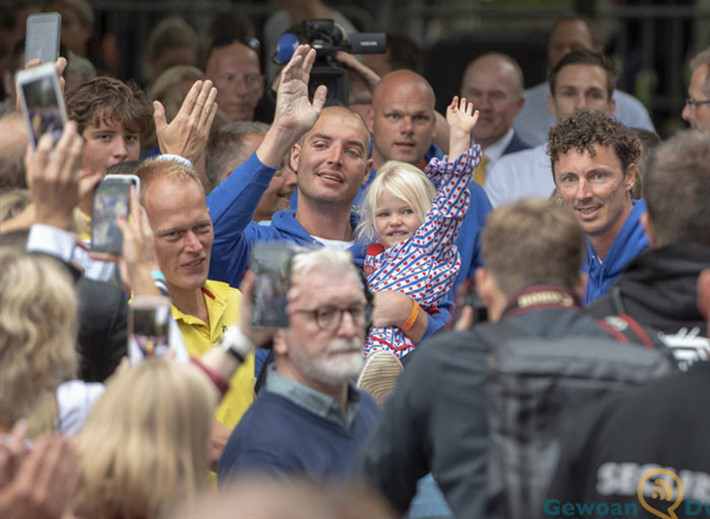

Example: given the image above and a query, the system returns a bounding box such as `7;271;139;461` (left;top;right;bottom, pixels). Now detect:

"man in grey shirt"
514;16;654;147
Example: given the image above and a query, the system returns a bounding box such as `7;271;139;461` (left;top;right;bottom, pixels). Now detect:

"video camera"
274;19;386;107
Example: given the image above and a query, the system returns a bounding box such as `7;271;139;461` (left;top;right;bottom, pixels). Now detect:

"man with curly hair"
485;49;616;207
549;109;647;304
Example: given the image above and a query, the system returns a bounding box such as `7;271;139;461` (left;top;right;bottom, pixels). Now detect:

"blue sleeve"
207;153;276;287
423;295;451;339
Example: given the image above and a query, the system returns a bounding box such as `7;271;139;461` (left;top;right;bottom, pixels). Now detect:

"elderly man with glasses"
217;247;380;482
683;47;710;132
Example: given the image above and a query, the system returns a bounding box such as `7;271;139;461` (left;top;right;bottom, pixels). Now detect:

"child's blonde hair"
356;161;436;242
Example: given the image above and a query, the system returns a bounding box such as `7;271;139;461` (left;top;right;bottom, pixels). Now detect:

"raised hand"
273;44;327;135
446;96;479;135
256;45;329;168
154;80;217;187
446;96;479;160
26;121;83;230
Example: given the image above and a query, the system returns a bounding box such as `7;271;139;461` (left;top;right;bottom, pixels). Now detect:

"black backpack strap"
597;314;654;350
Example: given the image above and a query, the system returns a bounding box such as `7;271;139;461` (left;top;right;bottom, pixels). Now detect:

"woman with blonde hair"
0;250;102;437
74;360;217;519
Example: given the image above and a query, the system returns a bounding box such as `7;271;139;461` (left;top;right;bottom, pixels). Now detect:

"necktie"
472;154;490;186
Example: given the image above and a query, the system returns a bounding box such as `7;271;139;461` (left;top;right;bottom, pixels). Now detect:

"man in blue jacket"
549;109;648;304
207;45;447;340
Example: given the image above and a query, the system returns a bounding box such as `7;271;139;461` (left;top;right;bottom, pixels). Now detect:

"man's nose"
183;230;204;252
112;137;128;160
337;310;359;338
575;177;593;199
400;115;414;133
326;143;344;164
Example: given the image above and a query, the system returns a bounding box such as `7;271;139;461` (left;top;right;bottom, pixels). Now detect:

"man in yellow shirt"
138;156;254;460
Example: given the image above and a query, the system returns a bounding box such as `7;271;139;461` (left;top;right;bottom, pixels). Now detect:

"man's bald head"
372;70;436;111
461;53;525;147
368;70;437;167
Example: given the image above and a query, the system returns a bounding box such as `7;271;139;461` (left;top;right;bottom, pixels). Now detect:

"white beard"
292;338;365;386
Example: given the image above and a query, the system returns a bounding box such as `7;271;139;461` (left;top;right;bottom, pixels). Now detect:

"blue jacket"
206;153;450;339
583;199;649;305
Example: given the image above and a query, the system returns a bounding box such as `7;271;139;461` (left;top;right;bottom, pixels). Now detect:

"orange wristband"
401;300;421;333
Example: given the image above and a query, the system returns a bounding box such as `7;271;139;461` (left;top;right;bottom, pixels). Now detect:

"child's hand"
446;96;479;135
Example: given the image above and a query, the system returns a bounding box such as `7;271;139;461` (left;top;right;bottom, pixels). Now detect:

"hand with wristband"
372;291;426;342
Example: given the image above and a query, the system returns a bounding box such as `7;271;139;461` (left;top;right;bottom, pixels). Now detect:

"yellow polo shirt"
171;280;255;429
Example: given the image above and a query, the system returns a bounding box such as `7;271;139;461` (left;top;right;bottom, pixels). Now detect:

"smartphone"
25;12;61;64
128;295;172;363
15;63;67;148
250;243;295;328
91;175;140;255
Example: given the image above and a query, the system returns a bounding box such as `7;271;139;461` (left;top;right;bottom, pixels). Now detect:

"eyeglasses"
685;97;710;108
292;304;372;331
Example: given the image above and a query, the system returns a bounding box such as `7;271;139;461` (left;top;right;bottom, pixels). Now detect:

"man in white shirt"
459;53;531;185
513;16;654;147
485;49;616;207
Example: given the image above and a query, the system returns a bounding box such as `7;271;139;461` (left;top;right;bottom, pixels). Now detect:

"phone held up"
24;12;61;64
91;175;140;256
128;295;166;363
250;243;296;329
15;62;67;148
128;295;189;365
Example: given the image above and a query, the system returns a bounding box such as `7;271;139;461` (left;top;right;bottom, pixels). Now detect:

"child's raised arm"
447;96;479;161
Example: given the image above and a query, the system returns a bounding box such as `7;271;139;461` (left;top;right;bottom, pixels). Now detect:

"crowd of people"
1;2;710;518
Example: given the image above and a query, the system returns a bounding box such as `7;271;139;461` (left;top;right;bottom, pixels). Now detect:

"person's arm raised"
256;45;327;168
154;80;218;190
447;96;479;161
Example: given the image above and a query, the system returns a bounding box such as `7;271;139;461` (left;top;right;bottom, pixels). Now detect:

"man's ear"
640;211;656;247
289;143;301;174
624;163;639;193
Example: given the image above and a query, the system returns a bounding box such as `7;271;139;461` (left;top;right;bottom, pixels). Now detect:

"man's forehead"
292;268;364;302
374;73;435;110
146;174;205;211
556;143;621;170
556;64;608;87
87;111;139;134
464;63;517;93
308;108;369;146
208;43;260;72
690;64;710;91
